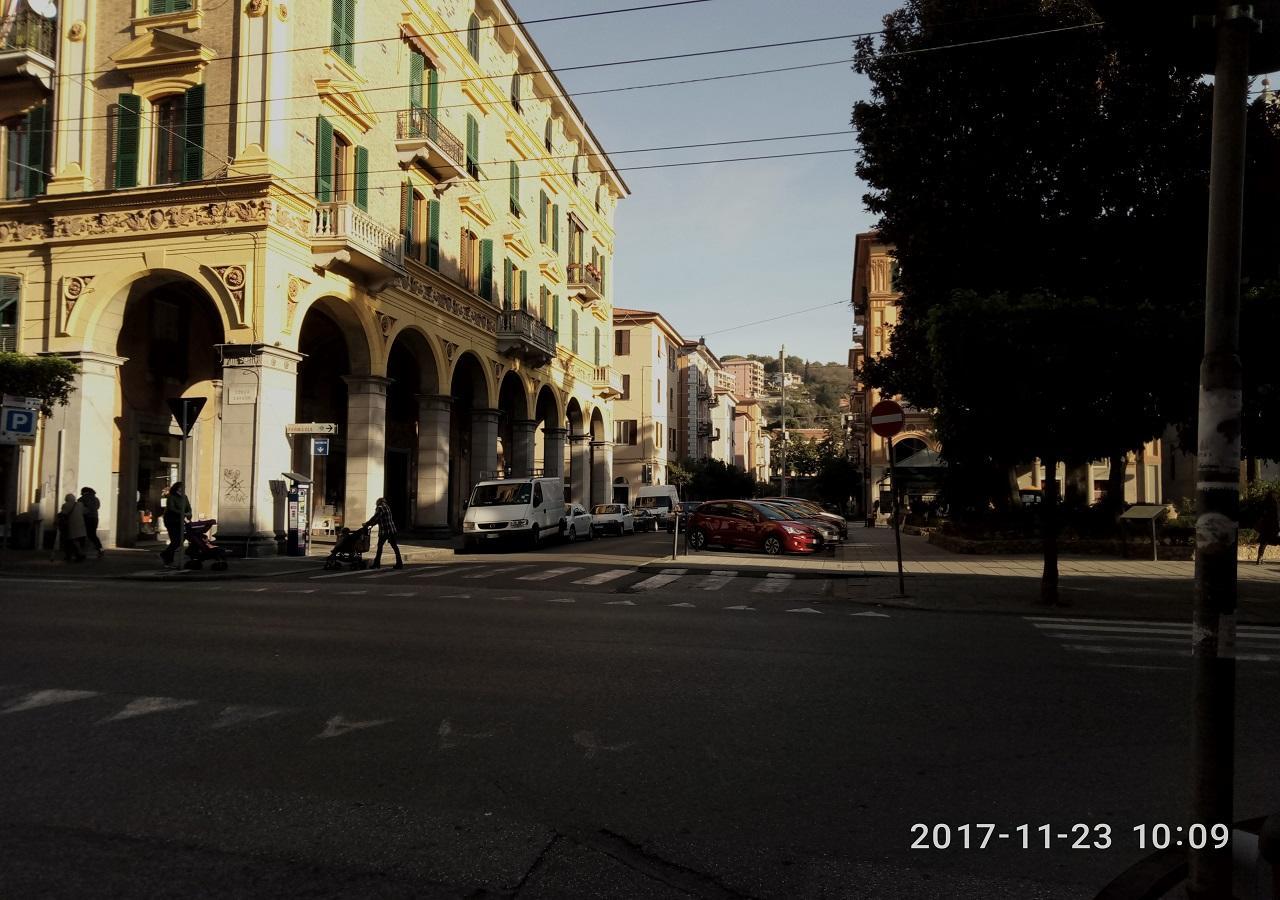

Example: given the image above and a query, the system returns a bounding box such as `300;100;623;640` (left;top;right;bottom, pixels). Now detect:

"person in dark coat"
57;493;87;562
80;487;103;558
1257;489;1280;565
159;482;192;567
364;497;402;569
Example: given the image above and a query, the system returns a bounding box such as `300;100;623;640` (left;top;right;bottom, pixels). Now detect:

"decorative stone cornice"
392;273;497;335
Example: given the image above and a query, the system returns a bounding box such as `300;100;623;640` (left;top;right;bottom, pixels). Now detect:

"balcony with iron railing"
395;108;468;182
497;309;556;365
592;366;624;400
567;261;603;304
0;9;56;121
311;202;406;290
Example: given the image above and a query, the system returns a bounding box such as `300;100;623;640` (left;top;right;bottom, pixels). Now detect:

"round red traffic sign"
870;399;905;438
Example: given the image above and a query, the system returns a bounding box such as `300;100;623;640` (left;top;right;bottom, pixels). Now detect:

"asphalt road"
2;535;1279;899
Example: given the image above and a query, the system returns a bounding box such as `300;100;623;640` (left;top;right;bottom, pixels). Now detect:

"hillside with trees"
720;354;852;431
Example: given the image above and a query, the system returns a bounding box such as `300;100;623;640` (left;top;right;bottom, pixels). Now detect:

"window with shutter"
510;72;521;112
427;69;439;139
479;239;494;301
552;294;560;344
465;115;479;179
400;181;413;254
467;13;480;60
593;327;600;366
614;329;629;356
115;94;142;190
539;286;548;322
571;310;579;354
181;84;204;182
508;160;520;216
544;120;553;153
621;374;630;401
149;0;194;12
409;50;424;113
503;259;513;311
519;269;527;309
331;0;355;66
551;203;560;253
315;116;334;201
354;145;369;211
539;191;548;244
23;104;47;197
426;199;440;269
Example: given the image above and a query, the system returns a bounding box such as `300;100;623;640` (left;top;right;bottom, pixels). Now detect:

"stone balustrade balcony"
311;202;406;291
592;366;624;400
497;309;556;365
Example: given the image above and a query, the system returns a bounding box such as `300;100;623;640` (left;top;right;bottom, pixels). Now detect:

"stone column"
233;0;293;176
416;394;451;537
216;344;301;556
591;440;614;508
542;427;567;481
569;434;590;506
511;420;537;477
46;0;94;193
343;376;390;527
38;351;124;546
471;408;501;482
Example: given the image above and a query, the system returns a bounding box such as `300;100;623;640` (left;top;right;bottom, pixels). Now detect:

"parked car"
755;501;842;550
633;485;681;531
687;500;820;555
563;503;594;542
631;505;658;532
669;500;701;534
592;503;635;536
461;477;565;551
767;497;849;541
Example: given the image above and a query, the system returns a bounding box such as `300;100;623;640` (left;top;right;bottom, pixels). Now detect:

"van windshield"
470;483;532;507
634;496;672;510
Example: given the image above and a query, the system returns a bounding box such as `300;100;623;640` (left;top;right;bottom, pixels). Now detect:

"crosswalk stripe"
669;602;696;608
518;566;583;582
630;573;682;592
1027;615;1279;635
697;573;736;591
752;578;789;594
660;568;688;575
413;568;455;579
465;565;533;579
573;569;634;586
1035;622;1280;640
311;568;369;579
364;569;401;579
724;605;755;611
787;607;823;614
1062;645;1280;663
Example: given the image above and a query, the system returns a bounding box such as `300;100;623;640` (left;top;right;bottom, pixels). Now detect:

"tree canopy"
0;353;79;415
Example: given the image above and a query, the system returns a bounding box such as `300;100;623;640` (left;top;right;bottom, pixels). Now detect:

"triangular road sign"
167;397;207;436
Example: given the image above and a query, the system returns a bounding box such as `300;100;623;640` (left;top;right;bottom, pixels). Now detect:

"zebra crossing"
305;561;824;598
1027;616;1280;665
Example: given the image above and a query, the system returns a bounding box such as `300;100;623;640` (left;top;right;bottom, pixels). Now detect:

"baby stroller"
184;519;229;571
324;525;370;570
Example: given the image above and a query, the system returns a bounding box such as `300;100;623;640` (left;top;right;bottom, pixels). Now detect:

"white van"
462;477;565;551
632;484;681;532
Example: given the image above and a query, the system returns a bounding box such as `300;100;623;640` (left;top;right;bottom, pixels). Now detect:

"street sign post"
871;400;907;597
0;406;38;445
286;423;340;436
167;397;207;486
312;438;330;457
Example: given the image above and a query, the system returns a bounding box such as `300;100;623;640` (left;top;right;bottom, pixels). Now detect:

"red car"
687;500;821;555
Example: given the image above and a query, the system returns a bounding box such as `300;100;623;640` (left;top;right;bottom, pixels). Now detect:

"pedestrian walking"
364;497;402;569
1257;488;1280;565
80;487;104;558
57;493;87;562
159;482;192;567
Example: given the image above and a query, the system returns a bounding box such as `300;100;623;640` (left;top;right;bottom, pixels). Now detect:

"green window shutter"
409;50;424;110
552;294;560;344
354;145;369;210
426;199;440;269
593;327;600;366
115;94;142;190
479;239;494;301
148;0;168;13
465;115;478;178
571;310;579;354
400;181;413;254
182;84;204;182
344;0;356;66
427;68;440;138
519;269;527;308
508;160;520;215
330;0;343;55
503;258;513;310
599;256;606;296
315;116;334;201
551;203;559;252
539;191;548;244
24;104;47;196
467;14;480;60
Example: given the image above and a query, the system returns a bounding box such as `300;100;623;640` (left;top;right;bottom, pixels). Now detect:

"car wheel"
567;525;577;543
763;535;783;555
689;528;708;551
529;524;540;550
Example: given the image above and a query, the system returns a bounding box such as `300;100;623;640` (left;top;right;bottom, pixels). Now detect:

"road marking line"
314;714;393;740
660;568;688;575
1027;615;1280;635
441;593;471;599
766;572;796;579
413;568;456;579
547;597;575;604
669;602;696;608
786;607;823;614
697;573;736;591
752;579;788;594
1;689;99;715
573;568;634;585
605;599;636;606
465;565;533;579
724;605;755;611
852;611;891;618
387;592;417;597
211;705;285;729
337;590;367;595
1090;663;1183;671
101;696;199;722
630;573;682;591
1036;623;1280;638
312;569;371;579
285;589;317;594
518;566;583;582
364;570;401;579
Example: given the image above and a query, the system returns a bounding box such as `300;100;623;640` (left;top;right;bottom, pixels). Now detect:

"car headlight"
781;525;808;536
511;519;530;528
463;522;477;531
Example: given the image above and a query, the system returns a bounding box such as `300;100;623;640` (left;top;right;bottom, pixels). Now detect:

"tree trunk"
1007;465;1023;509
1246;454;1259;484
1040;455;1061;606
1105;451;1127;515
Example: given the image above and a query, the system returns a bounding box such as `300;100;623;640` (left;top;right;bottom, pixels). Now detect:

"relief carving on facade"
377;312;396;340
59;275;94;335
394;274;497;334
444;341;459;361
284;275;310;333
245;0;267;16
869;258;890;295
212;265;247;320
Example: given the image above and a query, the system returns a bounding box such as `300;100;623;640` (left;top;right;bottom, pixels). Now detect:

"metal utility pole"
1188;6;1253;896
779;347;788;496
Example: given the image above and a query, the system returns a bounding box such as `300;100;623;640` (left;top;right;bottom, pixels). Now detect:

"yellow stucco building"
0;0;627;552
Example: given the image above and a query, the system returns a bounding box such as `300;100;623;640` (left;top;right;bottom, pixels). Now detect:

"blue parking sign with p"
3;406;36;437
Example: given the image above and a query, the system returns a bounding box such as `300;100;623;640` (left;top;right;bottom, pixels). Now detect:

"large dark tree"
852;0;1212;603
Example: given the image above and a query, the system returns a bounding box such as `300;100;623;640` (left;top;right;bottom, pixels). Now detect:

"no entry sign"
870;399;905;438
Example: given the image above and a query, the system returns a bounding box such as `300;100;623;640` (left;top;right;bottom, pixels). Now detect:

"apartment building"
0;0;627;551
609;307;682;502
722;357;763;401
677;339;731;463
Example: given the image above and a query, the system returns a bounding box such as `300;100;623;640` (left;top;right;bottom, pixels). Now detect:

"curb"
637;559;871;581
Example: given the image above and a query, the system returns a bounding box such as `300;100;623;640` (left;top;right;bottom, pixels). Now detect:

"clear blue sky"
512;0;888;365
